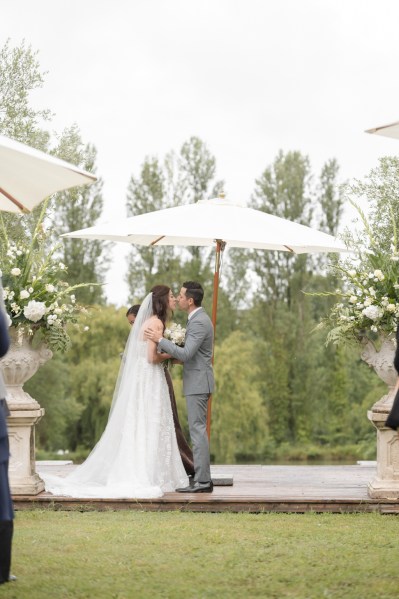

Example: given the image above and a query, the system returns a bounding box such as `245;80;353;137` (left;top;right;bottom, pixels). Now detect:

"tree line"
1;40;384;463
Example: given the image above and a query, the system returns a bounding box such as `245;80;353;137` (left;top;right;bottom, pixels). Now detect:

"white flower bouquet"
163;322;186;369
164;322;186;346
0;212;91;352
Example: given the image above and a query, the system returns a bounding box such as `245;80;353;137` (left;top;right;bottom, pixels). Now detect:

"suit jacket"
158;308;214;396
394;324;399;374
0;283;9;403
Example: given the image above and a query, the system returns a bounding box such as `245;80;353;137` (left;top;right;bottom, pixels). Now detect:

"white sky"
3;0;399;305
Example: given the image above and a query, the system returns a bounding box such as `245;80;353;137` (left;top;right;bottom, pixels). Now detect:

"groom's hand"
144;327;160;343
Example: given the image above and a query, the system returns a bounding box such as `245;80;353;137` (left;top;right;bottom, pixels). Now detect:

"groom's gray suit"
158;308;214;483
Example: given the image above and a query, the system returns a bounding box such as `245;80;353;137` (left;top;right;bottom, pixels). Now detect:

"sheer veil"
68;292;154;478
109;292;153;417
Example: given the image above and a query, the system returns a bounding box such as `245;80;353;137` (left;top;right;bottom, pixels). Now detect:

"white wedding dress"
42;293;188;498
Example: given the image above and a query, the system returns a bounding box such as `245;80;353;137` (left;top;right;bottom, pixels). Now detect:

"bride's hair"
150;285;171;328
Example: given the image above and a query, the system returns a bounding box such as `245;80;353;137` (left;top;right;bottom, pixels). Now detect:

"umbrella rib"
284;245;295;253
0;187;27;212
149;235;165;246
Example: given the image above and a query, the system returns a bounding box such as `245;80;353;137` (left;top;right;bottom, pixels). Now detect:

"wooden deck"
10;462;399;514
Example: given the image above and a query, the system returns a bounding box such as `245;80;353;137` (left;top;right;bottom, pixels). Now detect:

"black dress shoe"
176;481;213;493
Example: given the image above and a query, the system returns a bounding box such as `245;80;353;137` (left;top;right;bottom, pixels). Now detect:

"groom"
145;281;214;493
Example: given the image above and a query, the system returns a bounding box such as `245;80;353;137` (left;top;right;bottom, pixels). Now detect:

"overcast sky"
3;0;399;305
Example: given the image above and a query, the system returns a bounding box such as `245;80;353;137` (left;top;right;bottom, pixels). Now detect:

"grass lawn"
2;510;399;599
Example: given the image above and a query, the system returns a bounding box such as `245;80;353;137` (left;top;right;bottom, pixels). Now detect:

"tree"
49;125;109;305
238;150;353;448
0;40;107;302
25;354;83;451
347;156;399;253
125;137;225;311
125;156;183;298
211;331;269;463
318;158;345;236
0;39;53;240
0;38;51;150
250;150;314;307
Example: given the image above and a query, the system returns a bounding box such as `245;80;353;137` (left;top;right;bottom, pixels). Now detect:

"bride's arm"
147;320;172;364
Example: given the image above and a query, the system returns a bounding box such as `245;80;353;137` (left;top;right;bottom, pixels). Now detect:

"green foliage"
211;331;269;463
350;156;399;250
49;124;109;305
318;158;345;236
250;150;314;306
0;38;52;149
25;354;83;450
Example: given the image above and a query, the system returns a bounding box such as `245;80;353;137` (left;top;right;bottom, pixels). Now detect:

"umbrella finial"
218;191;225;200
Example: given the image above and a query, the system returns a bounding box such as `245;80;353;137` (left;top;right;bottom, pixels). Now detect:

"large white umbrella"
63;193;348;338
62;195;346;252
366;121;399;140
63;193;348;436
0;134;97;213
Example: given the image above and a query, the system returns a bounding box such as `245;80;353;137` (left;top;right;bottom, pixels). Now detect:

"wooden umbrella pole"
207;239;225;439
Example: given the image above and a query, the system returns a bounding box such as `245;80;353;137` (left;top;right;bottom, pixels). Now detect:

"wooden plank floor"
12;463;399;513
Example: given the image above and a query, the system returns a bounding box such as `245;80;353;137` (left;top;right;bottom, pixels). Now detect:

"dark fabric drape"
164;369;195;476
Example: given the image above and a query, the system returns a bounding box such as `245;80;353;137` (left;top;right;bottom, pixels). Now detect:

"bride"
42;285;189;498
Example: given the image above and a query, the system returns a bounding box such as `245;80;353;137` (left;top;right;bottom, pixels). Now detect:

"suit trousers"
0;520;13;583
186;393;211;483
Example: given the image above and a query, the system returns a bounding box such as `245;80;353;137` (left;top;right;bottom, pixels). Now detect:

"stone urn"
0;327;52;495
361;335;399;499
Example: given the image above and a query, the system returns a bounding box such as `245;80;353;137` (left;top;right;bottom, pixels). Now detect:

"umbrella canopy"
366;121;399;140
63;195;347;254
63;194;348;437
0;134;97;213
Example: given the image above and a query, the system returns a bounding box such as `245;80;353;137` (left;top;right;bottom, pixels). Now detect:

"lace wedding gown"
42;294;188;498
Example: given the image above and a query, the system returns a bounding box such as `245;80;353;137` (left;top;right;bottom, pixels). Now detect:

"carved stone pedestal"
7;408;45;495
361;336;399;499
367;410;399;498
0;328;52;495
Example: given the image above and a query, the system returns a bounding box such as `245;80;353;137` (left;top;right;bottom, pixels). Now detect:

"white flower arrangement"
314;201;399;346
0;210;91;352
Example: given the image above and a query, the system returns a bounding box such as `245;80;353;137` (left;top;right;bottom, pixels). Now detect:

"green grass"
3;511;399;598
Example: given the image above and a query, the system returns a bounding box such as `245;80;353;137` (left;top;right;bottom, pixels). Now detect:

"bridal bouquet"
0;211;91;353
164;322;186;346
163;322;186;369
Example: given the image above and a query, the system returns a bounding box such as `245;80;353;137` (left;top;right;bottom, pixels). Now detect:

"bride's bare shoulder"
146;316;163;330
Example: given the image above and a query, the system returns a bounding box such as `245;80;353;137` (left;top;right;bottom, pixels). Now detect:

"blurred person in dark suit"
0;280;15;584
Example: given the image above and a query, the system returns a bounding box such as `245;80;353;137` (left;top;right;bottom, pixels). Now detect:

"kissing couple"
43;281;215;498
